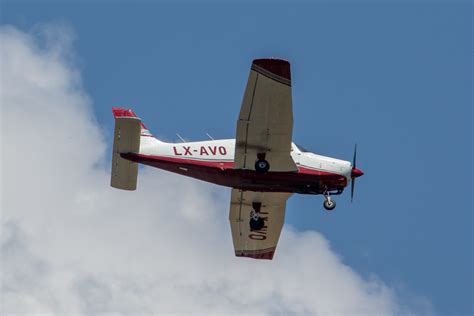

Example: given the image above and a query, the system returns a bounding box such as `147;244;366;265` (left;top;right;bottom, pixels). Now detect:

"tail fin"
112;107;163;144
112;107;152;136
111;108;142;190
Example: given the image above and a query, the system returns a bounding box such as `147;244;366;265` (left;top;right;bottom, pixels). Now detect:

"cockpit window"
295;144;312;153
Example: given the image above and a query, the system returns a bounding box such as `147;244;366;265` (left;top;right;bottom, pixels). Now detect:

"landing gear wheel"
250;217;265;231
255;159;270;173
323;199;336;211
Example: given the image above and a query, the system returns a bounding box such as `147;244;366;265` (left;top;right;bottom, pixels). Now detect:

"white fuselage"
139;137;353;184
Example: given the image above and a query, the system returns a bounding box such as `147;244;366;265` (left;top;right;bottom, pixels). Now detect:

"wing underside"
229;189;292;260
234;59;297;172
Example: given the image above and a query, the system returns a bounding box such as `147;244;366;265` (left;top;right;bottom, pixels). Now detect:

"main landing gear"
255;159;270;173
255;153;270;173
249;202;265;230
323;190;337;211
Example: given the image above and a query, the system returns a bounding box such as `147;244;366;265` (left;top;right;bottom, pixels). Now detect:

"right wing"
234;58;298;172
229;189;292;260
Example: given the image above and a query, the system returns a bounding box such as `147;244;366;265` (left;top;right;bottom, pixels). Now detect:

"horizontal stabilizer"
111;117;141;190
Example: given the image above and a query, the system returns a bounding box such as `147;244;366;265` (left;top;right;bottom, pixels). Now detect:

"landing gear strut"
249;202;265;230
323;190;336;211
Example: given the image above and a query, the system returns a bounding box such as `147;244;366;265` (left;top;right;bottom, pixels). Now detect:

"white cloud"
1;24;417;315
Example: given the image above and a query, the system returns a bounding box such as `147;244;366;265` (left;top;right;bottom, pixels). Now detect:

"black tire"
323;199;336;211
250;217;265;230
255;159;270;173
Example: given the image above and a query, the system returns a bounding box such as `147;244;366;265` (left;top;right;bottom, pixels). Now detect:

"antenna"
206;133;214;140
176;133;186;143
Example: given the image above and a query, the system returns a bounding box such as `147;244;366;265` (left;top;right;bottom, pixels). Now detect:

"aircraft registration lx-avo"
111;58;364;260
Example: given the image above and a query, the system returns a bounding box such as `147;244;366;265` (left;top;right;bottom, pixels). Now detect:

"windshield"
295;143;312;153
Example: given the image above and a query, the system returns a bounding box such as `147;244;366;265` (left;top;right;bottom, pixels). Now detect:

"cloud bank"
1;24;409;314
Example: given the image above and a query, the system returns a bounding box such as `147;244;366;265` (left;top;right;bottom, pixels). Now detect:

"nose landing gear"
323;190;337;211
323;198;336;211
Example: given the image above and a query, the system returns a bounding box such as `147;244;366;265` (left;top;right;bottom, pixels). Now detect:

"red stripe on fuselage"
121;153;347;194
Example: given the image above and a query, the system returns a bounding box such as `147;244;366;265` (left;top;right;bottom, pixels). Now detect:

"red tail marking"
112;107;148;130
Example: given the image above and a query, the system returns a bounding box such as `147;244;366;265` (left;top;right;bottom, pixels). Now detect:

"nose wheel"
323;191;336;211
323;199;336;211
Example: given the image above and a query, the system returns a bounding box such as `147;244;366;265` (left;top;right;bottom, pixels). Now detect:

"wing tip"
235;249;275;260
252;58;291;83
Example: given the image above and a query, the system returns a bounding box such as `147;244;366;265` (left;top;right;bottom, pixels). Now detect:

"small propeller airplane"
111;58;364;260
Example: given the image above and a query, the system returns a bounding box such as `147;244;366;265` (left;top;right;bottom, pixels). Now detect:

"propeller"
350;144;364;202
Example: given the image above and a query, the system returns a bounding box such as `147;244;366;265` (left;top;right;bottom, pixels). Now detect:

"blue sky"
2;1;472;314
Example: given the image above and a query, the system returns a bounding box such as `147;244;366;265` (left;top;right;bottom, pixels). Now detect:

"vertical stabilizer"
111;116;141;190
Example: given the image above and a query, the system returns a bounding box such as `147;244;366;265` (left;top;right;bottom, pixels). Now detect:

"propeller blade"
351;178;355;202
353;143;357;167
351;144;357;203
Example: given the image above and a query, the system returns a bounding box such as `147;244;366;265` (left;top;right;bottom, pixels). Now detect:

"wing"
229;189;292;260
234;58;298;172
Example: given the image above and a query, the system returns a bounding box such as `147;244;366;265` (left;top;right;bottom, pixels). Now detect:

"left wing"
229;189;292;260
234;58;298;172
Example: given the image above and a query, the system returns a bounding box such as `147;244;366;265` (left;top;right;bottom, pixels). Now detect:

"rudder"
111;116;141;190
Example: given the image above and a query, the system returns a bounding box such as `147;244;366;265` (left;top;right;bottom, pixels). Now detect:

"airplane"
110;58;364;260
